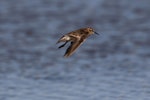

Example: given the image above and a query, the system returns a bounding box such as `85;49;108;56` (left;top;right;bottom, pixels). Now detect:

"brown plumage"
56;27;99;57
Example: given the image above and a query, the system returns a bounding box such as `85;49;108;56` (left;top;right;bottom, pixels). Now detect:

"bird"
56;27;99;57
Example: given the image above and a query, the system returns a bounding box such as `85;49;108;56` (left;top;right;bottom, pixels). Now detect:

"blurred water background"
0;0;150;100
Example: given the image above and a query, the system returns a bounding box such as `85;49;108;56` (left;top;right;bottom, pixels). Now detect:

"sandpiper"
56;27;99;57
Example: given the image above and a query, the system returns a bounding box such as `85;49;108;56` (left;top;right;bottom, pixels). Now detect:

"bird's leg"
58;41;68;49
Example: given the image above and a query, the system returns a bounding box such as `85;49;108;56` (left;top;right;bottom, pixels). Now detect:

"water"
0;0;150;100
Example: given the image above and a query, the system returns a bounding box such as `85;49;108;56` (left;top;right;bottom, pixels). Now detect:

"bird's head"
86;27;99;35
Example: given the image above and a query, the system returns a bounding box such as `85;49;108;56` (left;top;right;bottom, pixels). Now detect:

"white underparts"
63;35;70;40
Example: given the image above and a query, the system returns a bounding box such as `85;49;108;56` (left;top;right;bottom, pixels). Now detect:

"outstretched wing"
64;38;85;57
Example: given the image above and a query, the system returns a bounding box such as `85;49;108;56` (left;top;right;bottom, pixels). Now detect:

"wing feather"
64;38;85;57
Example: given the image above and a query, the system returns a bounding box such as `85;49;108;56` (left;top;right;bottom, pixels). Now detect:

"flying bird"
56;27;99;57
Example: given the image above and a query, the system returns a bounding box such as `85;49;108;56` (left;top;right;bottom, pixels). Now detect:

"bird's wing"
64;37;85;57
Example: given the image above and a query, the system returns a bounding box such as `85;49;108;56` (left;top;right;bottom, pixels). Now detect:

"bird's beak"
94;31;99;35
